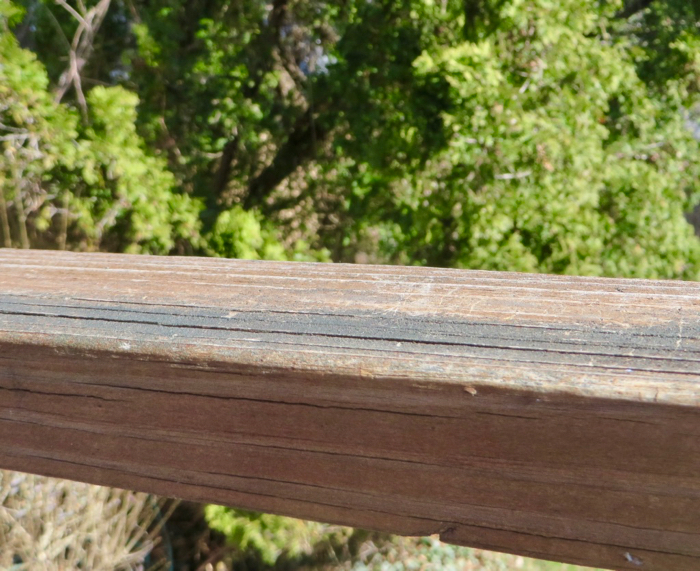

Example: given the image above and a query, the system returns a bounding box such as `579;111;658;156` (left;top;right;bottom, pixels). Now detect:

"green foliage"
205;505;330;566
203;510;595;570
332;0;700;278
0;1;201;253
0;2;77;248
206;206;288;260
77;85;203;254
206;205;330;261
11;0;699;274
378;0;700;278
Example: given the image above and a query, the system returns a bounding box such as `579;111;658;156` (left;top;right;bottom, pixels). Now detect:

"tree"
11;0;700;275
1;0;201;253
360;0;700;278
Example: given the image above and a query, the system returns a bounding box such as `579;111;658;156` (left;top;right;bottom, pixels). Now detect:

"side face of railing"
0;249;699;570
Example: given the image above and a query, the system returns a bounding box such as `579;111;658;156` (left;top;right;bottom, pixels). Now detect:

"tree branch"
54;0;112;118
212;132;239;202
244;106;329;210
0;187;11;248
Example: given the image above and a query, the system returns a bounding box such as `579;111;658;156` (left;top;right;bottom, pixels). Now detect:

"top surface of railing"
2;248;699;406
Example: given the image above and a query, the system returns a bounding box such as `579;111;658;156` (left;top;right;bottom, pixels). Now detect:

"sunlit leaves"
340;0;700;279
0;3;200;253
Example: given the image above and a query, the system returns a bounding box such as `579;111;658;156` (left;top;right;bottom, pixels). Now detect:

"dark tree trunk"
244;107;330;210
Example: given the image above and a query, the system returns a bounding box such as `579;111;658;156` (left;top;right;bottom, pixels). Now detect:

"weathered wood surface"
0;249;699;570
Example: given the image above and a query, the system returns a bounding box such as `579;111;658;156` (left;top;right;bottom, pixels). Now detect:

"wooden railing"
1;249;699;570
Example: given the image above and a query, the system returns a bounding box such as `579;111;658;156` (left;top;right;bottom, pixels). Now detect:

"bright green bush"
206;206;330;261
0;1;201;253
204;505;333;566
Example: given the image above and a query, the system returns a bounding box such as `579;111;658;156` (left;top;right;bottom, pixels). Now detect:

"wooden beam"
0;249;699;570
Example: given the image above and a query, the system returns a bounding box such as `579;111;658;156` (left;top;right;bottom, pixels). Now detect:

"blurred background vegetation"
1;0;700;568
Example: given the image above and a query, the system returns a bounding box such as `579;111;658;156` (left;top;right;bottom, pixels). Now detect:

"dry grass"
0;470;170;571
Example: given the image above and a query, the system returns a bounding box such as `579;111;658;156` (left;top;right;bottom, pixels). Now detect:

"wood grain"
0;248;699;570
